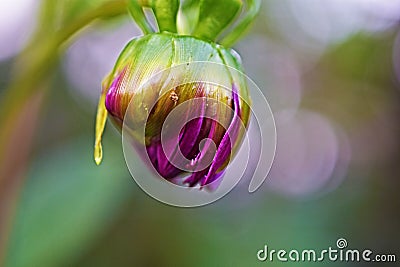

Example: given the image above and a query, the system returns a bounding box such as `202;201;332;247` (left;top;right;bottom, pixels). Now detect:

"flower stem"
146;0;180;33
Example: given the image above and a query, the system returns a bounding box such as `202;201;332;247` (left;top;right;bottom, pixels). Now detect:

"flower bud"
95;32;251;187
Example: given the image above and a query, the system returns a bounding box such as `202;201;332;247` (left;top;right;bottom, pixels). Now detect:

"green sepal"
192;0;242;41
128;0;154;34
220;0;261;47
148;0;180;33
177;0;200;34
94;73;113;165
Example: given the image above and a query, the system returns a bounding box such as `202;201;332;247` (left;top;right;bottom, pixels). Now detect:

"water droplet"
170;91;179;102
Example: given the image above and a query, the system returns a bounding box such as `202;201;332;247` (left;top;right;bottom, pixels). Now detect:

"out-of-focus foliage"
5;137;131;267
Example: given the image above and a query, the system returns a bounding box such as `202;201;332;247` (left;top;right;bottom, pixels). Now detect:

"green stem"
128;0;154;34
220;0;261;47
147;0;179;33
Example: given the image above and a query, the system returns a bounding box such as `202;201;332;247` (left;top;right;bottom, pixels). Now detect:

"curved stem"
220;0;261;48
58;0;129;44
128;0;154;34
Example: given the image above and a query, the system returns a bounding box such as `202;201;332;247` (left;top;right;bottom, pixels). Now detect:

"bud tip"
94;143;103;165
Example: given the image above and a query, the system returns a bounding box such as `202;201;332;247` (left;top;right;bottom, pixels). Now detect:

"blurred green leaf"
5;136;132;267
38;0;126;34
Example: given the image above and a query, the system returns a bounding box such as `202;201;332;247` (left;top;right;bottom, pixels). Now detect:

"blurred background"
0;0;399;266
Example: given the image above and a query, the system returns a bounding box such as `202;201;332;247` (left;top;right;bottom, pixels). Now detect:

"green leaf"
4;136;132;267
37;0;124;36
192;0;242;41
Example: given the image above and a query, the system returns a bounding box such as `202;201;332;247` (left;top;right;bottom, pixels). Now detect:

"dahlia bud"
95;32;251;187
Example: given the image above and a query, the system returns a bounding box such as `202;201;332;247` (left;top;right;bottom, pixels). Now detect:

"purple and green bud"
95;32;251;187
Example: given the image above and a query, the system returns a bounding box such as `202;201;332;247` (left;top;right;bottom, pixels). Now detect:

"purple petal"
200;84;242;186
182;116;222;186
144;84;242;188
179;118;205;158
105;67;128;120
148;97;207;179
203;170;225;191
146;141;183;179
183;84;241;188
160;98;207;172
